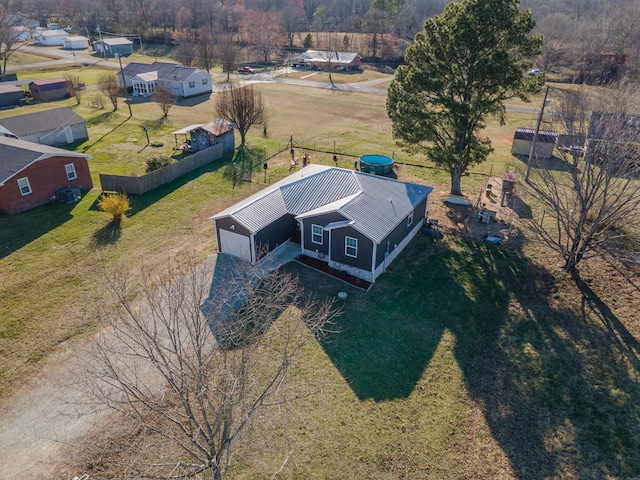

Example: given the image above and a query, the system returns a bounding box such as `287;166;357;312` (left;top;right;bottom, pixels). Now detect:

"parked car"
237;66;255;74
528;68;542;76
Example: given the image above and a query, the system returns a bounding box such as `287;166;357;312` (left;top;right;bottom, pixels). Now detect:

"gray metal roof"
98;37;133;46
0;136;90;184
232;189;289;232
211;166;433;243
0;84;22;94
0;107;86;138
296;50;361;65
122;62;202;83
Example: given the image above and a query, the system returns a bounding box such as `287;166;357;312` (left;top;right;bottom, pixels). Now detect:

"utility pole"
116;49;132;118
525;84;550;183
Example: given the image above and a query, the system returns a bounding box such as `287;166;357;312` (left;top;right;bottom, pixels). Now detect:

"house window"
65;163;77;180
202;77;208;85
311;224;323;244
345;236;358;258
189;81;195;88
17;177;31;195
407;211;414;227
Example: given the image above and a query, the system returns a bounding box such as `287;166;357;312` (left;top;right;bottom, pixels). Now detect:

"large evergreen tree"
387;0;543;195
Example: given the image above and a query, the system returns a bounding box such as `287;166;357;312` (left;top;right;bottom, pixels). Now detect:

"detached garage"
63;36;90;50
0;84;25;108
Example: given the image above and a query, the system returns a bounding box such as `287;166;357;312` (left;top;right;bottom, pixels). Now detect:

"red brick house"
0;136;92;215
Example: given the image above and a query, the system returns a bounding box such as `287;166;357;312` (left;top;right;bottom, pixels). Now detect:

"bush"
145;156;172;172
98;192;130;222
89;94;105;109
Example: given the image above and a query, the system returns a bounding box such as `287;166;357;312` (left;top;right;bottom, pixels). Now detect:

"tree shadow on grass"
91;220;122;247
0;202;74;259
90;150;235;216
292;231;640;478
80;115;131;153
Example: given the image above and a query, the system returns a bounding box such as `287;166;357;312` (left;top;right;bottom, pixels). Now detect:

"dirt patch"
419;174;523;246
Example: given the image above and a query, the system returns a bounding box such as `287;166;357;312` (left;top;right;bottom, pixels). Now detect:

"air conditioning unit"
56;187;81;204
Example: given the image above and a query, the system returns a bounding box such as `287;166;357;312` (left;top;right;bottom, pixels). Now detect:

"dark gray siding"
375;197;427;267
254;213;297;254
302;211;346;257
0;91;24;108
330;226;374;271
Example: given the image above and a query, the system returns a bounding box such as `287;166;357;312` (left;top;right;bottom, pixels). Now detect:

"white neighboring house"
63;36;90;50
35;29;69;46
10;26;31;42
120;62;213;99
293;50;362;71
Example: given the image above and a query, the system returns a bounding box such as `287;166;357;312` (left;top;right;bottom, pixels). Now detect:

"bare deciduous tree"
215;84;265;147
0;7;24;75
154;85;176;119
97;72;122;111
197;26;216;73
526;84;640;274
79;255;338;479
240;9;283;66
215;33;239;82
67;73;85;105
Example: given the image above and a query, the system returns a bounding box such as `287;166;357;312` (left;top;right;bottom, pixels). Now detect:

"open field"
1;69;639;478
283;67;391;83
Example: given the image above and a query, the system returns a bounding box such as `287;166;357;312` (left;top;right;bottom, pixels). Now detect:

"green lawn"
226;236;640;479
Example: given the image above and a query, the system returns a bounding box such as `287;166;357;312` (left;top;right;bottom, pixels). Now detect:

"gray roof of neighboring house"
29;77;72;87
96;37;133;46
122;62;203;82
0;84;23;94
0;107;86;138
296;50;361;64
211;166;433;244
0;136;90;184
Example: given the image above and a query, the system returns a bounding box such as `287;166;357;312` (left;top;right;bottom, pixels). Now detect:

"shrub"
145;156;173;172
98;192;130;222
89;94;105;109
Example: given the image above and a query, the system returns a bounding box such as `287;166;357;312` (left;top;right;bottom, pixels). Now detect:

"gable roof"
211;166;432;243
297;50;361;65
0;84;23;95
122;62;203;83
514;127;558;143
40;29;69;38
96;37;133;46
29;77;71;88
0;107;86;138
198;119;234;136
0;136;91;185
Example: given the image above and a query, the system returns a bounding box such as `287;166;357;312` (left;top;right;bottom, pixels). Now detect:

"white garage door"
219;229;252;262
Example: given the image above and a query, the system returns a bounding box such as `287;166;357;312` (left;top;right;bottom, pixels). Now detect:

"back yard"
0;68;639;478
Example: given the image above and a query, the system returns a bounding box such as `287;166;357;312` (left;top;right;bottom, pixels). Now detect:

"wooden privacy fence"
99;144;224;195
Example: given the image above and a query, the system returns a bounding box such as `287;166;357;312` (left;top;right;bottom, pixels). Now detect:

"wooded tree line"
2;0;640;71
